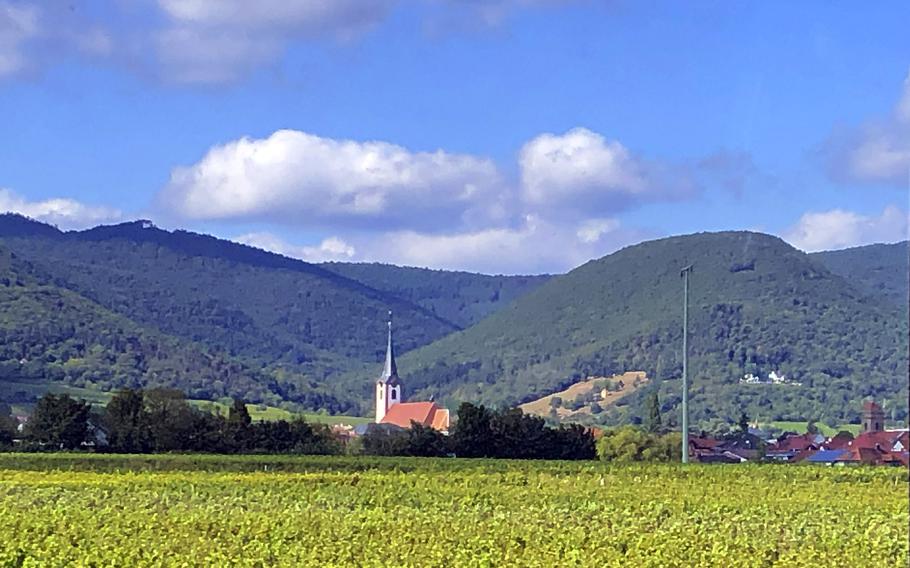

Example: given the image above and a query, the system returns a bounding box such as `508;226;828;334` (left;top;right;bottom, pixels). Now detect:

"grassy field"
765;421;863;436
0;454;906;567
519;371;648;419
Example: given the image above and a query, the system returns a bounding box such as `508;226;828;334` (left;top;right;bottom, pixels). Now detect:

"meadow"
0;454;906;567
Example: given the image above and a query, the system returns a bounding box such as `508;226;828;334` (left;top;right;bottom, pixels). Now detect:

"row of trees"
361;403;596;460
5;389;341;454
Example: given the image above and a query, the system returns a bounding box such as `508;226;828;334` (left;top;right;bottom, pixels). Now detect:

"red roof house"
380;401;450;433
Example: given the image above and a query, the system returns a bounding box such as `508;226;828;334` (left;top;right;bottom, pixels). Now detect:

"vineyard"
0;454;907;567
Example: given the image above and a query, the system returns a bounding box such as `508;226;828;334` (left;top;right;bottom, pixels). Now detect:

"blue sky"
0;1;907;273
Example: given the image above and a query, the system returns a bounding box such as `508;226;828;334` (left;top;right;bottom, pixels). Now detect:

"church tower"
862;400;885;433
375;311;402;422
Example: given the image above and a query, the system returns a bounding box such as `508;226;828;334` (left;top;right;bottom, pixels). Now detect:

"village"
324;317;909;467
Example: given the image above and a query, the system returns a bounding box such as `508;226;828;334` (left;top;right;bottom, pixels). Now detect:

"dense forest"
810;241;909;308
395;232;908;425
0;215;543;412
323;262;549;328
0;215;906;426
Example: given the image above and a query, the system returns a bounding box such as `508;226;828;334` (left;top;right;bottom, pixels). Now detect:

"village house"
792;401;909;467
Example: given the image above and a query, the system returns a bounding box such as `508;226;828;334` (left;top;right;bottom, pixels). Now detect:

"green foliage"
738;411;749;433
450;403;595;460
0;403;15;448
401;232;909;424
596;426;682;462
811;241;909;307
2;454;904;566
323;262;550;328
644;391;662;433
104;389;151;453
25;393;91;449
0;216;544;414
361;423;450;457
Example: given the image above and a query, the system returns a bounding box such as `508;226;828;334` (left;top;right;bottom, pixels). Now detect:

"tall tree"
144;389;196;452
451;403;493;458
0;402;17;448
105;389;150;453
644;392;662;433
26;394;91;450
225;398;253;452
738;412;750;434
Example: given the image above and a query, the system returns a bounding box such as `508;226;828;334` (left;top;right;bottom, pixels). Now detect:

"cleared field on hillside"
520;371;648;419
0;454;906;567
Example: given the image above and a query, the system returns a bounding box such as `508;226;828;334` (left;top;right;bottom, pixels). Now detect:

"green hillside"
0;216;458;377
0;215;547;412
396;232;908;425
323;262;550;328
0;245;346;411
811;241;908;307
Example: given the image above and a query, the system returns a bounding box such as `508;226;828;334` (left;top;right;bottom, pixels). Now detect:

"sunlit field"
0;454;906;567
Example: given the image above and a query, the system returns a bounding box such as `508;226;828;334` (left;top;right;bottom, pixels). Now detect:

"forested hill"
0;245;345;410
322;262;551;328
396;232;908;426
0;216;458;372
0;215;547;412
810;241;909;308
2;214;906;422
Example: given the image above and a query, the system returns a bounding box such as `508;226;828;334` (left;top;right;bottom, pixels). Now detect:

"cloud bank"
826;69;910;188
784;205;908;252
0;189;122;229
160;126;683;272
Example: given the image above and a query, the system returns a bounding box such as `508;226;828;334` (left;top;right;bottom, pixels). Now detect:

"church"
374;313;449;433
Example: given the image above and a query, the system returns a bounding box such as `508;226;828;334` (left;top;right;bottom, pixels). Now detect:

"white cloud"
0;189;122;229
350;215;641;274
161;129;507;230
783;205;909;252
576;218;620;244
0;2;112;78
152;0;392;84
233;214;640;274
519;128;694;215
158;126;697;272
828;69;910;187
0;1;38;76
235;231;355;262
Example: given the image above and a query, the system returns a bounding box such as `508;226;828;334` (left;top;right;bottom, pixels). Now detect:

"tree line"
360;402;596;460
1;391;698;463
1;389;340;454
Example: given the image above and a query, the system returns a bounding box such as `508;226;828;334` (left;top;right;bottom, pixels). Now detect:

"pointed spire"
382;310;398;380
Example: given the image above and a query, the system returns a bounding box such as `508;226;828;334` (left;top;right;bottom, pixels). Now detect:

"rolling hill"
0;244;346;410
322;262;550;328
0;215;547;412
395;232;908;426
1;215;905;424
810;241;908;308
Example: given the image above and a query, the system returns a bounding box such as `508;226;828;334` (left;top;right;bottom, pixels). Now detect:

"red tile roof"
850;430;908;452
770;433;820;453
380;402;450;432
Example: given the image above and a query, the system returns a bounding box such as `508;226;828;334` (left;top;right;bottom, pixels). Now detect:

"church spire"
382;310;397;380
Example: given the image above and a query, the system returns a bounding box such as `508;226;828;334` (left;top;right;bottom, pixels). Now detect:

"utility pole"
680;264;693;464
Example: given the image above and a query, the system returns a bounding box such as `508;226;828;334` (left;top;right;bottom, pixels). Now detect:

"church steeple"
375;310;402;422
382;310;397;380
